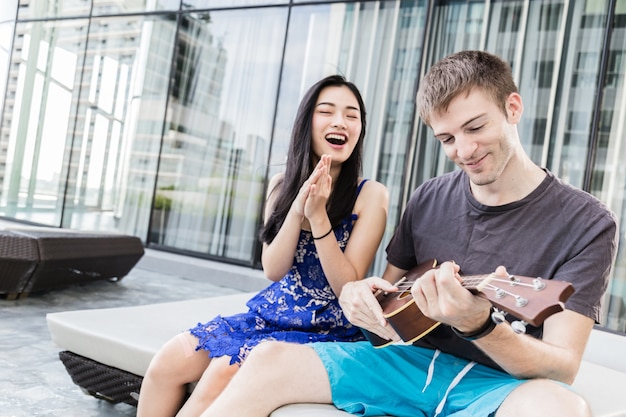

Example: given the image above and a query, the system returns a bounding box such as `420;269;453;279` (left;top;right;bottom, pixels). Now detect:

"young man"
199;51;618;417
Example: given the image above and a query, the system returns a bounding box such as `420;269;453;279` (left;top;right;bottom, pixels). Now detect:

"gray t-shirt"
386;169;617;370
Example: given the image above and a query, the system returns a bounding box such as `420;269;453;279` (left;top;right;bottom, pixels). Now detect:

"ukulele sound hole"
397;291;411;300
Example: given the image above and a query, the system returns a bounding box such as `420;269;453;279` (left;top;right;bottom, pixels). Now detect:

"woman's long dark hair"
259;75;366;244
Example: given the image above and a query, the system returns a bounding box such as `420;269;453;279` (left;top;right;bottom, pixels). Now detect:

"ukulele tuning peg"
514;295;528;307
507;274;520;285
511;320;527;334
491;309;507;324
532;277;546;290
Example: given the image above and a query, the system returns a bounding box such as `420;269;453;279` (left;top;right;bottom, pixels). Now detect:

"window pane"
483;0;616;238
275;1;429;270
183;0;287;8
0;0;17;124
18;0;182;18
0;19;90;225
151;8;288;263
591;0;626;332
409;1;486;193
92;0;181;14
64;15;177;238
545;1;607;188
17;0;92;19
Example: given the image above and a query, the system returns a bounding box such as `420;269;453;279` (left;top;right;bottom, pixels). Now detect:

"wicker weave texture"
59;351;142;406
0;231;40;259
13;230;144;293
1;229;145;295
13;230;144;259
0;232;39;296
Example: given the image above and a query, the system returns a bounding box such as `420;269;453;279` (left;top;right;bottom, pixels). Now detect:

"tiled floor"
0;247;263;417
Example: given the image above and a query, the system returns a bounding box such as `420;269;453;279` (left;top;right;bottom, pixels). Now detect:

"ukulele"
361;259;575;347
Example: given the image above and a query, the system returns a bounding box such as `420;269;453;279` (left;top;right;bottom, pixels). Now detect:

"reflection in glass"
67;15;178;240
151;8;288;262
276;1;428;270
183;0;287;9
17;0;92;19
409;1;485;192
17;0;182;18
0;14;178;236
92;0;183;14
484;1;606;189
0;0;17;123
592;0;626;332
546;1;606;188
0;19;90;225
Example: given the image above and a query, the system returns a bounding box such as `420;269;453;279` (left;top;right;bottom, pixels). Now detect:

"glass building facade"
0;0;625;332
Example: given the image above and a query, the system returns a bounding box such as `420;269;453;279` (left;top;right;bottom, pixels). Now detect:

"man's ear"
506;92;523;123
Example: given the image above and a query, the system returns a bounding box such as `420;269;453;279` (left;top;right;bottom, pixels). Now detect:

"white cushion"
572;328;626;417
572;361;626;417
47;293;255;376
580;328;626;373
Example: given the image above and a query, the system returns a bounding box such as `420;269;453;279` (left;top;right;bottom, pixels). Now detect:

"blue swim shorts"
310;341;526;417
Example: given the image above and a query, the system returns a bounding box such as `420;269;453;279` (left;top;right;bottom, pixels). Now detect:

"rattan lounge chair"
0;228;144;299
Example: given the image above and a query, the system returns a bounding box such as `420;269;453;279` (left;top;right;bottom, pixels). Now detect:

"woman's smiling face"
311;85;362;164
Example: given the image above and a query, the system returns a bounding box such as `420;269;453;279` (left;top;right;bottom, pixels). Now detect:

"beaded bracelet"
451;307;497;341
312;227;334;240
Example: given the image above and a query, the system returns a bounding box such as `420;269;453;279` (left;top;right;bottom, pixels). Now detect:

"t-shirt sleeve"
553;208;618;322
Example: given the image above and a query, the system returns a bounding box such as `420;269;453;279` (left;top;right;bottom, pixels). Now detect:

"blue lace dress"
189;181;368;365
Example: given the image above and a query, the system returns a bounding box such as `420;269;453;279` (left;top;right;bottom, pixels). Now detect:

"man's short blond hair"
417;50;519;126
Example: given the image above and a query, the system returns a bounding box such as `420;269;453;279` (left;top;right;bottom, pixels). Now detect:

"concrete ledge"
137;248;267;292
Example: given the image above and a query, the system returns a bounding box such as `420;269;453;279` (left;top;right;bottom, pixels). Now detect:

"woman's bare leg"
137;332;212;417
176;355;238;417
201;342;332;417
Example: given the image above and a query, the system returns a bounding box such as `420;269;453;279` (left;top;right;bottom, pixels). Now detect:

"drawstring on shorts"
421;349;476;417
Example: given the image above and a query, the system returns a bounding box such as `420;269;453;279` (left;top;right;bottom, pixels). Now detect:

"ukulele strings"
390;276;540;291
387;279;532;310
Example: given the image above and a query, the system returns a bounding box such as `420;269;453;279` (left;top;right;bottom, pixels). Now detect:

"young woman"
136;75;389;417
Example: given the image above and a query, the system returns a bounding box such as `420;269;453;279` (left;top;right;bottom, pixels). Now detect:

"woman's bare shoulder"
360;178;388;197
356;179;389;208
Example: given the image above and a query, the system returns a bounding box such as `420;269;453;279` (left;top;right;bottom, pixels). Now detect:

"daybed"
47;291;626;416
